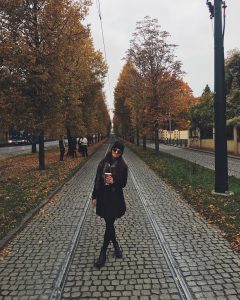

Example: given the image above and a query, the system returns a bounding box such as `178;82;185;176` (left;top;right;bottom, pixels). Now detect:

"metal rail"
129;168;194;300
49;144;111;300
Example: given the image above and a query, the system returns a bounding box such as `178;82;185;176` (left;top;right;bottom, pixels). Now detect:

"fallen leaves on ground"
0;141;104;242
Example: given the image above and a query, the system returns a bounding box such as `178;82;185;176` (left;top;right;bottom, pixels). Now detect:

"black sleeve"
112;165;128;188
92;161;104;199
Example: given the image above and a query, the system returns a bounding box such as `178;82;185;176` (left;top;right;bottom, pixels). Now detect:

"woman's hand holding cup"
104;173;113;185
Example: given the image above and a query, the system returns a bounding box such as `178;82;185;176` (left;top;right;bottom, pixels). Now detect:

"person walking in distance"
91;141;128;269
81;136;88;157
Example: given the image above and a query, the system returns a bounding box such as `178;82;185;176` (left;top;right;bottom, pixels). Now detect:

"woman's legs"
95;217;116;269
103;217;122;259
95;217;123;269
103;217;116;249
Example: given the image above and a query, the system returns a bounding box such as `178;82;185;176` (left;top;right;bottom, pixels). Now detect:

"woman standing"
91;141;128;269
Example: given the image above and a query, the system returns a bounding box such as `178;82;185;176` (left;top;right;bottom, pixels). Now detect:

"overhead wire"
95;0;113;115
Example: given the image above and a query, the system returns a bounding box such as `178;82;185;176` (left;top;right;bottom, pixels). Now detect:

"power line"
95;0;113;112
96;0;107;61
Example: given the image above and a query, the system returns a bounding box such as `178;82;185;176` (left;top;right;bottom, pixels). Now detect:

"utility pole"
214;0;229;193
206;1;231;194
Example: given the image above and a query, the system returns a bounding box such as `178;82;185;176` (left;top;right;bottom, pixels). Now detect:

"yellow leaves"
208;204;215;209
235;234;240;242
1;0;109;139
0;246;12;261
39;208;45;215
1;141;106;242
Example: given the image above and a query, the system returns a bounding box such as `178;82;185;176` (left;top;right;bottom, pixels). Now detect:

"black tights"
102;217;117;250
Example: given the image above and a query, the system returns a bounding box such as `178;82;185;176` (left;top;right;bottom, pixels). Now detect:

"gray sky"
85;0;240;115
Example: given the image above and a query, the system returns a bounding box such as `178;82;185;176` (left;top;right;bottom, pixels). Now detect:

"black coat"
92;152;128;219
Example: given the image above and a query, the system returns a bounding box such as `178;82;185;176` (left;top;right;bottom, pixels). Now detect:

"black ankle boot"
94;248;107;269
113;241;122;258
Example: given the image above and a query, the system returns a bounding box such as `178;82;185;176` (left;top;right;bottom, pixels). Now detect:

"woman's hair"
103;151;113;163
101;151;127;172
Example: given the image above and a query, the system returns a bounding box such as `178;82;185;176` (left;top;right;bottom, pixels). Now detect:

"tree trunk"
143;134;146;150
136;128;139;146
154;128;159;153
67;128;73;157
5;131;8;144
38;131;45;170
32;143;37;153
31;135;37;153
131;134;134;143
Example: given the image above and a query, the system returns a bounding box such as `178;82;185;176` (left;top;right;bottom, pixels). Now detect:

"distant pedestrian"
59;135;65;161
78;136;83;155
91;141;128;269
81;136;88;157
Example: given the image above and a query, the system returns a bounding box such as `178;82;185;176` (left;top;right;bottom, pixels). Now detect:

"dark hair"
101;151;127;173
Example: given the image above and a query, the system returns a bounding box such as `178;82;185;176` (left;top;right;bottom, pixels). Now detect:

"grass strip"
127;142;240;253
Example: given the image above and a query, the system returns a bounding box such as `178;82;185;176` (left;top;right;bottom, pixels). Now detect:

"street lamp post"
206;1;232;195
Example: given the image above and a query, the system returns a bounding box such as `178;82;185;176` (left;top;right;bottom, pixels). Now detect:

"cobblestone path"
147;143;240;179
125;149;240;299
0;141;240;300
61;169;182;299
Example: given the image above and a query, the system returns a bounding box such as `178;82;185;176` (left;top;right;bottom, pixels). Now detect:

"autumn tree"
169;80;197;130
93;90;111;138
225;49;240;126
78;40;108;137
127;16;183;151
189;49;240;134
189;85;214;138
1;0;92;168
113;61;141;143
1;0;110;168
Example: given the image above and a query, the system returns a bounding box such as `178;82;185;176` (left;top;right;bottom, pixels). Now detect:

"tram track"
49;191;91;299
49;144;111;300
50;143;193;299
128;166;194;300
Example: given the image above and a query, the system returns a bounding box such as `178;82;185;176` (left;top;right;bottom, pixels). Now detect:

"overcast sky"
85;0;240;114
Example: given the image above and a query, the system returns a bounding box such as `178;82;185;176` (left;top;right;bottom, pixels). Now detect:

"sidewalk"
165;144;240;160
0;142;240;299
145;140;240;160
146;142;240;179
